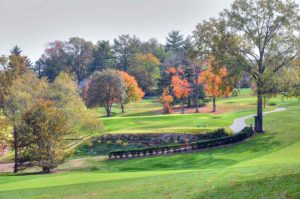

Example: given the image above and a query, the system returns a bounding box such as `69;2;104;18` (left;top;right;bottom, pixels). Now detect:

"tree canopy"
129;53;161;95
194;0;300;132
86;69;126;117
117;70;144;113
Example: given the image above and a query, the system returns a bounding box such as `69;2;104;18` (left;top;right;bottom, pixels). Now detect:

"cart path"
230;107;286;133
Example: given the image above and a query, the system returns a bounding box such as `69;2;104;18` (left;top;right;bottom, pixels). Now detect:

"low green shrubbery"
108;127;253;159
268;102;277;106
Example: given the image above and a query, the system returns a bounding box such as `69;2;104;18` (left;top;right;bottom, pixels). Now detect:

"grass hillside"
0;90;299;198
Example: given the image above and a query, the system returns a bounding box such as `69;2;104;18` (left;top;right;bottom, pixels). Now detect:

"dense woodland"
1;0;300;174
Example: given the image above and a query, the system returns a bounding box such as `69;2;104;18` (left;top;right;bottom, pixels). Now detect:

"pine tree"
88;40;115;74
10;46;22;56
165;31;184;52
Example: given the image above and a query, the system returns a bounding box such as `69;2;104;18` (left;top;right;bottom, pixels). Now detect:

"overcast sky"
1;0;298;62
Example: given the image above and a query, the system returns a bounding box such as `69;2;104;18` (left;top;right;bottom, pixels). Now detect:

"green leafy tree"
261;62;300;101
17;100;71;173
194;0;300;132
37;38;94;82
51;72;102;134
4;70;101;173
0;47;32;172
219;0;300;132
68;37;94;83
129;53;161;95
4;72;48;173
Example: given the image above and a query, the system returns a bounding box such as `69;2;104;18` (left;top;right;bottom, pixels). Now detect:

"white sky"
0;0;298;62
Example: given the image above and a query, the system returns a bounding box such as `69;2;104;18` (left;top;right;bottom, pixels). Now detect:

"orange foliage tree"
117;71;145;113
198;62;231;112
159;88;174;114
171;75;191;114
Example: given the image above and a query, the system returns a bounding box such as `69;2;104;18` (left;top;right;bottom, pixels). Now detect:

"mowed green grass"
0;91;299;198
100;89;253;133
101;89;291;133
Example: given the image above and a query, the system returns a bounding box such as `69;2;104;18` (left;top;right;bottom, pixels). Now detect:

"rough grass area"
0;89;299;198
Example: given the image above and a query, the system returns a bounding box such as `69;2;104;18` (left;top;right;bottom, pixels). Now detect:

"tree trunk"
187;97;191;108
121;103;125;113
263;96;266;108
13;126;18;173
181;99;184;114
42;167;51;173
194;91;199;113
105;101;112;117
106;109;111;117
256;92;264;133
212;97;216;112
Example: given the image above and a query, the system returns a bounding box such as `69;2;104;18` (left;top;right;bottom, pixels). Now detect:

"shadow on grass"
214;131;280;154
14;171;52;176
101;132;283;172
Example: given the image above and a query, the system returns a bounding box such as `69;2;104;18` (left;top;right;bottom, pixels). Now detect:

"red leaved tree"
159;88;174;114
198;61;230;112
171;75;191;114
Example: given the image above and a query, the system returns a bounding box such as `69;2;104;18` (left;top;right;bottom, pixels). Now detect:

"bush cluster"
108;127;253;159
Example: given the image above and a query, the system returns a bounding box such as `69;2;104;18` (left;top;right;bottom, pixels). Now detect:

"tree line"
4;0;300;132
31;30;237;115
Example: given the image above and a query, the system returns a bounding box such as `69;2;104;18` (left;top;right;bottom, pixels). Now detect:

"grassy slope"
0;91;299;198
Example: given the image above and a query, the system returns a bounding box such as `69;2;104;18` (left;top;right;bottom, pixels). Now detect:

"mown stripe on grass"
0;170;196;192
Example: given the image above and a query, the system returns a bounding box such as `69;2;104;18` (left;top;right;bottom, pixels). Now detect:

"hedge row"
108;127;253;159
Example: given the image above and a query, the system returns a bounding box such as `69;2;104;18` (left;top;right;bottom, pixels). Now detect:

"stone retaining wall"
97;129;227;147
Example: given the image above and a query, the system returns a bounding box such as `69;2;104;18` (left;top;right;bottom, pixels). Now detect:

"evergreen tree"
88;40;115;74
141;38;167;63
37;41;73;81
113;35;142;71
165;31;184;52
10;45;22;56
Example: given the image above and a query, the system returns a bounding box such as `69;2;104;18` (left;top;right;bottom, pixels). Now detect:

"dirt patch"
154;103;256;115
0;147;10;158
170;105;225;114
0;163;13;173
69;158;86;168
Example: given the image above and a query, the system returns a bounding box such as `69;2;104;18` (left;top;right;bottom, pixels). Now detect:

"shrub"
108;127;253;159
116;139;123;144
